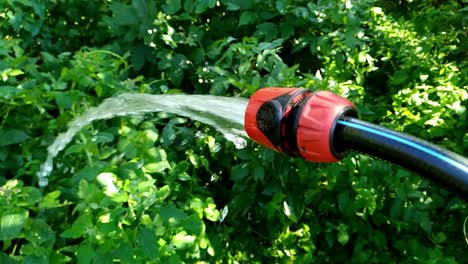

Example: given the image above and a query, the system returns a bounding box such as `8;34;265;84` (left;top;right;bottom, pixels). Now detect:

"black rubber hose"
334;116;468;195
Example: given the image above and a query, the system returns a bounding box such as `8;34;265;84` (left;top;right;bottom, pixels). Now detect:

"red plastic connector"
244;88;357;162
296;91;356;162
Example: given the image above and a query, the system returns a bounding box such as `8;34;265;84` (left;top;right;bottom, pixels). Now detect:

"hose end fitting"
244;88;357;162
296;90;357;162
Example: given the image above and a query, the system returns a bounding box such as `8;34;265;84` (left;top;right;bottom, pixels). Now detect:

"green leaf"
184;0;195;12
433;232;447;244
60;214;92;239
282;194;304;222
113;242;134;263
144;129;159;143
162;125;176;147
230;163;249;181
52;81;67;90
176;172;191;181
279;23;294;38
391;70;408;85
23;255;48;264
137;228;159;260
39;190;61;209
275;0;285;13
159;204;186;222
64;144;85;156
0;86;20;99
55;92;72;109
190;198;204;217
195;0;216;14
0;129;30;147
255;22;277;40
77;244;94;264
109;2;137;26
253;165;265;182
182;214;204;235
131;45;148;71
225;2;240;11
338;191;352;217
162;0;181;15
0;252;18;264
40;51;57;64
144;162;170;173
1;68;23;81
16;186;42;207
172;231;196;249
204;198;219;222
94;132;115;144
188;152;199;167
337;227;349;246
224;0;253;9
156;185;171;202
25;219;55;247
72;166;101;185
0;210;29;240
239;11;256;26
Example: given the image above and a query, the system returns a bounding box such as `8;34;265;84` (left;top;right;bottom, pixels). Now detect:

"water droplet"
137;160;144;169
212;143;221;153
38;177;48;187
195;131;205;138
210;174;219;182
219;205;228;222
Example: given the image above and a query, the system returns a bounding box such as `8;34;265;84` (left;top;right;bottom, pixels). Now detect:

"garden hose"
244;88;468;195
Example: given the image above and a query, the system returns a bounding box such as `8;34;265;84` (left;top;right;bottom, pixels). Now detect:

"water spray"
244;88;468;195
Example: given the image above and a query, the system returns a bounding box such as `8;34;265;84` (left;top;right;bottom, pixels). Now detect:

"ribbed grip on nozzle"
296;91;357;162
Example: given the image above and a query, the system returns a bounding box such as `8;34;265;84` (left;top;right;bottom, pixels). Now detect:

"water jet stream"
37;93;248;187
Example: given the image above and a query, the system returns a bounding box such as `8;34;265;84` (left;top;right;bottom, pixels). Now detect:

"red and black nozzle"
244;87;358;162
244;87;468;195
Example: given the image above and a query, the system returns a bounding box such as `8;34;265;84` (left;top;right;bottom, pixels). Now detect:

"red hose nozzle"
244;88;357;162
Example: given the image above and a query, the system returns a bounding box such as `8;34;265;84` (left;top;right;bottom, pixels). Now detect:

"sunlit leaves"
172;231;196;249
39;190;62;209
0;210;29;240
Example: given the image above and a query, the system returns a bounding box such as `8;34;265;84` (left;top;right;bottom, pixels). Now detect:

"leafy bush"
1;0;467;263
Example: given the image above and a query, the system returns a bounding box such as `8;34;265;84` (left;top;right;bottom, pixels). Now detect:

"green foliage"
1;0;467;263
